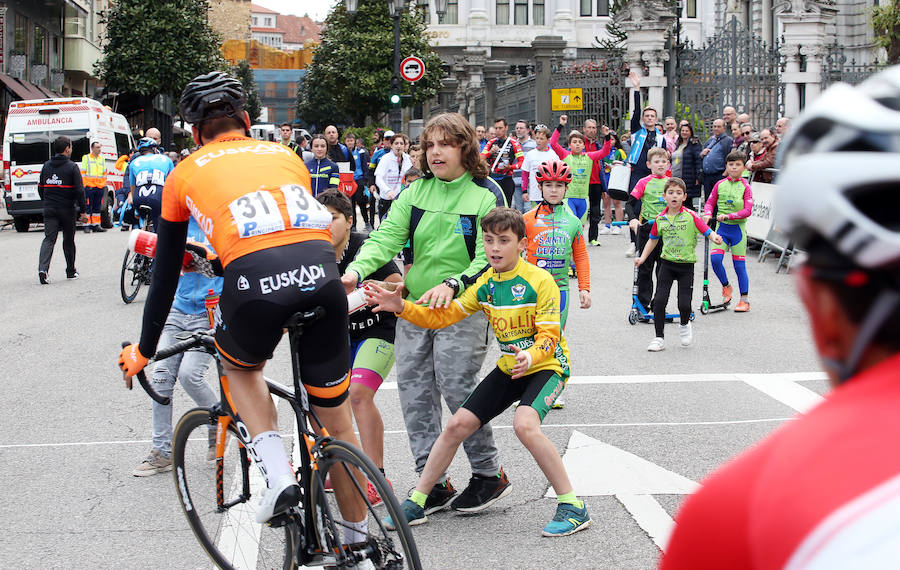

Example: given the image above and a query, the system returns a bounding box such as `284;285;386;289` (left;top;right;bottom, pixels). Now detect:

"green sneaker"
383;498;426;531
541;503;592;537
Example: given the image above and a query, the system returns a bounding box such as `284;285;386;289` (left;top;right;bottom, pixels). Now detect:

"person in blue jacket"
305;134;340;196
132;217;224;476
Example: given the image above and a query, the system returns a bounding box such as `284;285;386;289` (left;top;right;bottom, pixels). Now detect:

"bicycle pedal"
266;508;299;528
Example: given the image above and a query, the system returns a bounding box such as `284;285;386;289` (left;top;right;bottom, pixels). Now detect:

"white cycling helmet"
776;64;900;270
776;65;900;382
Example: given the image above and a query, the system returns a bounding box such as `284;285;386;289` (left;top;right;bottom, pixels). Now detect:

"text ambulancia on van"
3;98;134;232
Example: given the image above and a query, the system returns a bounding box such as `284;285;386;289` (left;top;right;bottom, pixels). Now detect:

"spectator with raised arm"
626;71;667;256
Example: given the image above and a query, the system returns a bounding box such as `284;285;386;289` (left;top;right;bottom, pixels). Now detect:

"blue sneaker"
383;498;426;531
541;503;592;537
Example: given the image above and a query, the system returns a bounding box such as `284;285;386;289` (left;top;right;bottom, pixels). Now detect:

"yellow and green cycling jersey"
397;257;570;378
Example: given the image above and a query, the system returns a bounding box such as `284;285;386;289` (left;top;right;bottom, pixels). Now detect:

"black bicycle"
120;205;154;304
129;307;421;569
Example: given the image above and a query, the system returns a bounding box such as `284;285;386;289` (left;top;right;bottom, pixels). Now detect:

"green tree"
95;0;226;129
872;2;900;64
297;0;443;126
233;60;262;124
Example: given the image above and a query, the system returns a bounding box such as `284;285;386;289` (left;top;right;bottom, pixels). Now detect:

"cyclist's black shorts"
132;185;162;230
215;239;351;408
462;366;566;424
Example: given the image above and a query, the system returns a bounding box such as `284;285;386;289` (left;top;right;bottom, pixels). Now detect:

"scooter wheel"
700;303;709;315
628;309;639;325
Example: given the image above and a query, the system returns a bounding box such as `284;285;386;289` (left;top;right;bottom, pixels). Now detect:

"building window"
33;26;46;64
580;0;591;17
533;0;544;25
597;0;609;16
14;13;28;53
514;0;527;24
64;5;88;38
686;0;697;18
252;16;258;26
445;0;458;23
418;0;430;24
264;17;273;27
496;0;509;25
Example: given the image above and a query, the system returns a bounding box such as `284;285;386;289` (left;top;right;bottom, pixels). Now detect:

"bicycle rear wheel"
172;408;297;569
120;250;144;304
309;439;421;569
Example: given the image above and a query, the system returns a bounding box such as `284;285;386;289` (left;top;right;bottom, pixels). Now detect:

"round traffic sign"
400;56;425;83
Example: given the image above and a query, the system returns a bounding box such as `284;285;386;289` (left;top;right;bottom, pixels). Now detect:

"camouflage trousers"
395;313;501;478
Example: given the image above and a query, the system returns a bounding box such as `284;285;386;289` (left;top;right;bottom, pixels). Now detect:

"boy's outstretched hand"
509;345;533;379
363;282;404;314
579;289;592;309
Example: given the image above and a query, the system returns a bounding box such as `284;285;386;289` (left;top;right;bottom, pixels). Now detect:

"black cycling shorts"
462;366;566;424
215;240;351;407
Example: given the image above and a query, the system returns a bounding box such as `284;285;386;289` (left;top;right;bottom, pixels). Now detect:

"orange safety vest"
81;153;107;188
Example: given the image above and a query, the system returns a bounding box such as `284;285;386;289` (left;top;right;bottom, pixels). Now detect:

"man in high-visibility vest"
80;141;107;233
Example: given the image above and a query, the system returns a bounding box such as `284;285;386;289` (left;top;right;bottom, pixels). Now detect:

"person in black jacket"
323;124;356;171
37;136;87;284
671;122;703;210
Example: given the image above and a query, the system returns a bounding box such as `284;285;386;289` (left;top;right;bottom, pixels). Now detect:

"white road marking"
4;372;824;449
215;437;266;570
737;373;825;413
546;431;698;551
617;493;679;551
378;370;828;390
215;392;280;569
0;418;794;449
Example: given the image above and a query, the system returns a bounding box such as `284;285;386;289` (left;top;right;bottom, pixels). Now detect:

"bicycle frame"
136;308;361;567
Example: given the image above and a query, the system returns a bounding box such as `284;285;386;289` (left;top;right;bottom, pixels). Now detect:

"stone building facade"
209;0;252;42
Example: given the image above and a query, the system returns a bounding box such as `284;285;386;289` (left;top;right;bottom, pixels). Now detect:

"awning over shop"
0;73;38;100
0;74;59;101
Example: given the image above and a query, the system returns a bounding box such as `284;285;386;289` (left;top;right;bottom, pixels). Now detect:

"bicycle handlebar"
121;341;171;406
122;334;214;406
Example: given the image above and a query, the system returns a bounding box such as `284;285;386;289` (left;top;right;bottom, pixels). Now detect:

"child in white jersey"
521;125;559;208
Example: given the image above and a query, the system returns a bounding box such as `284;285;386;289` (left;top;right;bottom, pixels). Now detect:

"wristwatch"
442;277;460;296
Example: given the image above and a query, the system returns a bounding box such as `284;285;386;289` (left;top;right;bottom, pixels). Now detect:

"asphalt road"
0;220;825;569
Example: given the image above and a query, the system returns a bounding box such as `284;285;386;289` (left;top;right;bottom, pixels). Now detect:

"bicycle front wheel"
171;408;297;569
120;250;143;304
309;439;422;569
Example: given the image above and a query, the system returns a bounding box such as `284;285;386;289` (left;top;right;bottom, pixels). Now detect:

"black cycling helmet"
179;71;246;125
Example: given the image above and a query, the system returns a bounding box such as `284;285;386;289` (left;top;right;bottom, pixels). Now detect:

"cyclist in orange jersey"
118;72;366;533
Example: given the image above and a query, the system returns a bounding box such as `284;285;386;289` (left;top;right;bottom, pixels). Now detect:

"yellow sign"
551;88;584;111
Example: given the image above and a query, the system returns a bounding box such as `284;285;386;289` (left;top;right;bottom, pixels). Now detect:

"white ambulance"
3;98;134;232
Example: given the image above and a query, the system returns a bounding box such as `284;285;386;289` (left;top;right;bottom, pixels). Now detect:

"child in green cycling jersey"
703;151;754;312
636;178;723;352
366;207;591;538
523;159;591;329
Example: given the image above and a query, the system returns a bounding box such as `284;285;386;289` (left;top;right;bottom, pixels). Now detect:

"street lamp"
389;0;406;133
343;0;406;133
434;0;447;23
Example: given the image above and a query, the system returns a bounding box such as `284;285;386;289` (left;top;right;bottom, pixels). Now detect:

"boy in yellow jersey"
365;207;591;537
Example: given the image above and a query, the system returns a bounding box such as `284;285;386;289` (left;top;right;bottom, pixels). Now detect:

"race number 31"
229;190;285;238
